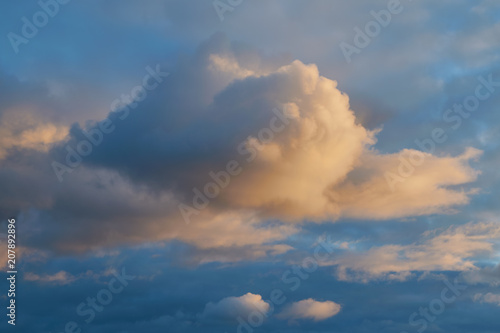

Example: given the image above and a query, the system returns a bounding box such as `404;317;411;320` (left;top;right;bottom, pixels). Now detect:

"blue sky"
1;1;500;332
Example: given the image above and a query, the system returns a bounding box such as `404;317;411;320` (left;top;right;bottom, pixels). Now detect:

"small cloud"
24;271;76;285
201;293;270;321
277;299;341;322
473;293;500;306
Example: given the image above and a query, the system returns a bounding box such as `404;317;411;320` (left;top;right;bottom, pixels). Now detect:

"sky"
0;0;500;332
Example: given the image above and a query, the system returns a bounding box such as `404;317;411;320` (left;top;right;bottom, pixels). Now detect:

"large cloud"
59;35;480;222
0;34;483;258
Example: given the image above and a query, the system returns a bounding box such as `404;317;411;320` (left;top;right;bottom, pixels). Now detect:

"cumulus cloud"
277;299;341;322
0;34;483;258
66;34;480;222
473;293;500;306
201;293;270;320
329;222;500;282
